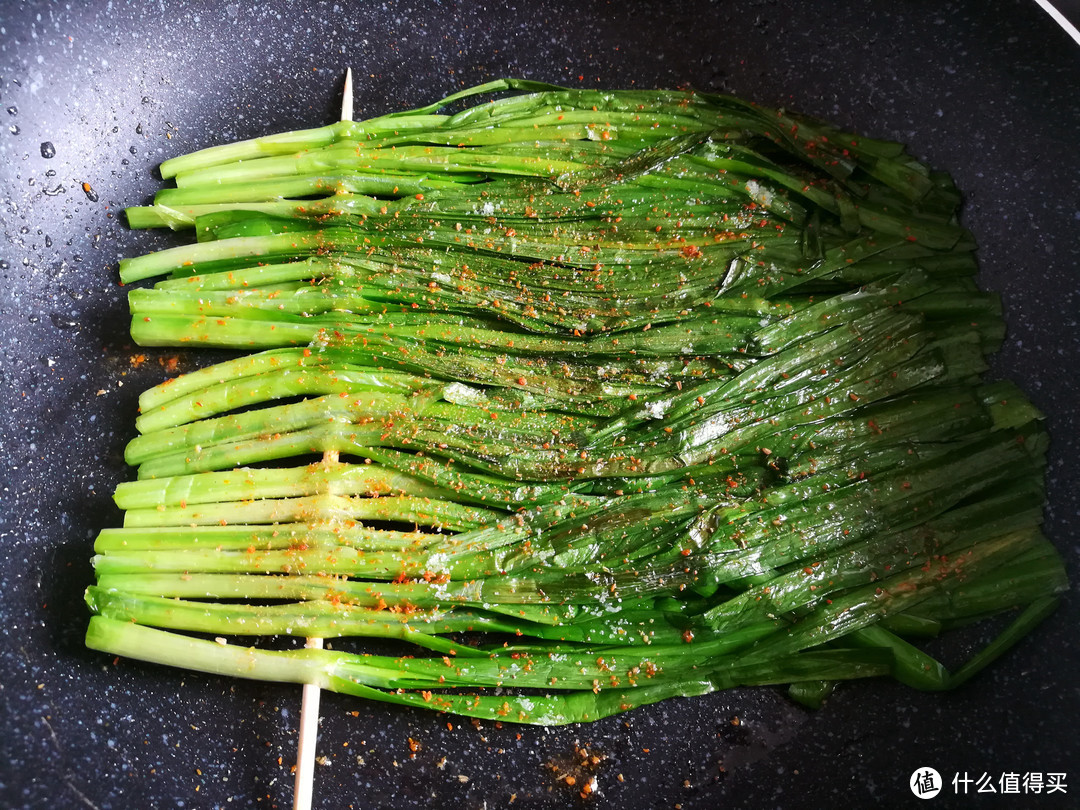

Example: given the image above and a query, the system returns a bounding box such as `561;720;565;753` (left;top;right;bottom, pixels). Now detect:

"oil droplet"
40;141;55;158
135;123;143;134
50;312;79;330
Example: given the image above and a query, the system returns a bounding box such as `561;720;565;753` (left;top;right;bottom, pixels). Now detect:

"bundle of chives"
87;80;1065;725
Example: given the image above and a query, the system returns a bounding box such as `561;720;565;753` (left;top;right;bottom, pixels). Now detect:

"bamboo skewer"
292;650;323;810
341;66;354;123
291;68;353;810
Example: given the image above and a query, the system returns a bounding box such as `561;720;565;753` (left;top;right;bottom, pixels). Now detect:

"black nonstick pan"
2;1;1078;807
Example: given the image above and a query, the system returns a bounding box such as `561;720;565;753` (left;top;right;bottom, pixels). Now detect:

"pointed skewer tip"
341;68;354;122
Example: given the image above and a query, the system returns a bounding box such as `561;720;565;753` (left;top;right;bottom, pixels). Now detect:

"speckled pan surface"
1;1;1077;808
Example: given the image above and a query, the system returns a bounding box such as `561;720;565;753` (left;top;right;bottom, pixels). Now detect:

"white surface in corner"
1035;0;1080;45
